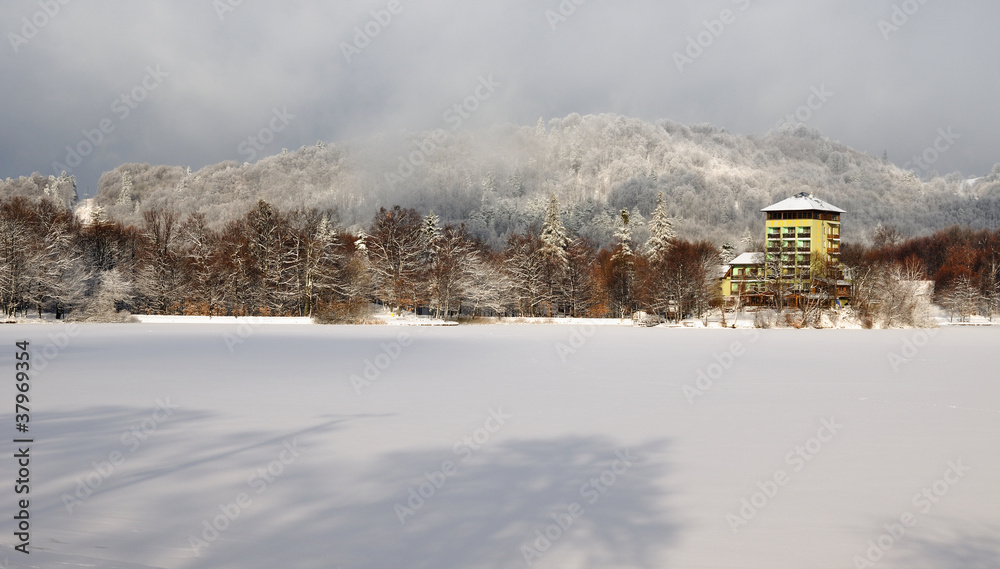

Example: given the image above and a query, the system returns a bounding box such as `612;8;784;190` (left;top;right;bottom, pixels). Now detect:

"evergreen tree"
540;195;569;261
721;241;737;263
423;210;442;246
539;195;570;315
645;192;673;261
610;209;636;318
117;171;133;206
614;208;632;257
740;227;756;252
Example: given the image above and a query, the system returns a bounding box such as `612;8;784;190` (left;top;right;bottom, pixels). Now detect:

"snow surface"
1;325;998;569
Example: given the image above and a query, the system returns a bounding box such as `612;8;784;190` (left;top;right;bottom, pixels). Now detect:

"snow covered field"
1;324;998;569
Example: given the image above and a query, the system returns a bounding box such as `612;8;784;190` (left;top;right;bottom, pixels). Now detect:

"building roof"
761;192;846;213
729;252;764;266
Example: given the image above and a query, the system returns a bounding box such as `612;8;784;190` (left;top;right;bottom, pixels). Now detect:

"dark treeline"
842;225;1000;324
0;193;726;322
4;194;998;324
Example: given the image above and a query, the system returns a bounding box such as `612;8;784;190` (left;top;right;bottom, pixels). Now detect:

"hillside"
6;114;1000;247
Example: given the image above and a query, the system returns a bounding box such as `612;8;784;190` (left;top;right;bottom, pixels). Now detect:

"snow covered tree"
645;192;674;262
178;212;224;315
942;275;980;322
614;209;632;257
740;227;758;253
538;195;570;315
76;268;135;321
604;209;636;318
425;225;479;319
366;206;424;314
504;231;547;317
565;237;598;317
0;214;30;316
136;207;181;313
117;171;134;206
720;241;737;264
43;172;77;209
540;196;569;260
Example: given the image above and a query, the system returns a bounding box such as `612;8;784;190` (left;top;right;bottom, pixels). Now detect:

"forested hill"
6;114;1000;246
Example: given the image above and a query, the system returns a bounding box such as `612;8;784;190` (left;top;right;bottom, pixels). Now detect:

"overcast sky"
2;0;998;197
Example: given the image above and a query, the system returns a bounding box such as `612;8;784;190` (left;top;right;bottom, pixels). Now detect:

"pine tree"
354;230;368;255
615;209;632;257
117;171;133;206
610;209;636;318
740;227;756;252
540;196;568;260
645;192;674;261
423;211;442;245
539;196;569;315
721;241;737;263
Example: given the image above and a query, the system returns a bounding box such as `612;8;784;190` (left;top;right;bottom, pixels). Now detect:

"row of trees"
843;226;1000;324
6;190;998;325
0;193;730;322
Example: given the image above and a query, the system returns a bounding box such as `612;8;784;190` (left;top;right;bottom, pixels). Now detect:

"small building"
721;252;767;306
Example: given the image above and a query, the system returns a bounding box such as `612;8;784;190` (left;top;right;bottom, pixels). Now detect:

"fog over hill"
5;114;1000;247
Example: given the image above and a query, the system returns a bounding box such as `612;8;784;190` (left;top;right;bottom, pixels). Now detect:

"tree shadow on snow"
183;436;678;569
13;408;676;569
890;528;1000;569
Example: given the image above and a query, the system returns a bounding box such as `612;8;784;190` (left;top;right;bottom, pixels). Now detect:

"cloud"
1;0;998;195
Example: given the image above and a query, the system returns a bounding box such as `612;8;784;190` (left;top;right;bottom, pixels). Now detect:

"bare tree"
366;206;424;314
941;275;980;322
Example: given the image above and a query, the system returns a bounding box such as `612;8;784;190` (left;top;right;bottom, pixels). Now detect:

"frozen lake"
1;324;998;569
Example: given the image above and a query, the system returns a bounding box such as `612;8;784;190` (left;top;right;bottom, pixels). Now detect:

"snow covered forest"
6;114;999;246
2;114;1000;323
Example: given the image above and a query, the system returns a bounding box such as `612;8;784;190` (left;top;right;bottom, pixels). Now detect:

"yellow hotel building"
722;193;848;306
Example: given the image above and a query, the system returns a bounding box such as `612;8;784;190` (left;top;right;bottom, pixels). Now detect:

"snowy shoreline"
3;312;996;328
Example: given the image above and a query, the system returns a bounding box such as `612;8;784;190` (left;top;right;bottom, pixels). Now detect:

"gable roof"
729;252;764;266
761;192;845;213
